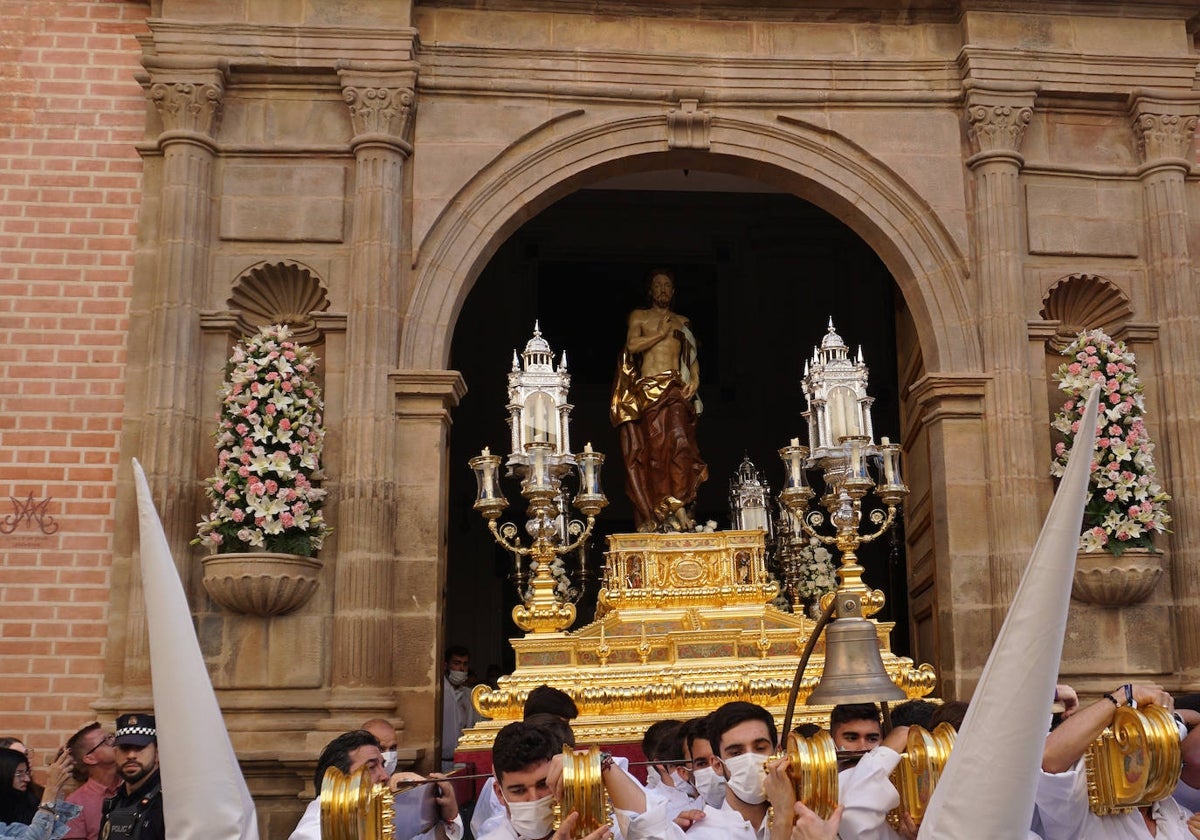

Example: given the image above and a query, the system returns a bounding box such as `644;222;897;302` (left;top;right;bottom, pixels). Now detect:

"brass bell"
807;616;905;705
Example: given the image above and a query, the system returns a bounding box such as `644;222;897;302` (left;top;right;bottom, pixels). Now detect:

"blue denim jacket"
0;801;83;840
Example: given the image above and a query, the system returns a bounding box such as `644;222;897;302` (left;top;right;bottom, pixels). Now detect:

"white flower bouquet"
195;324;329;556
1050;329;1170;556
793;536;838;602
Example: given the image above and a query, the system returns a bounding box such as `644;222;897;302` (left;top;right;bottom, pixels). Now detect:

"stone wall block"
219;162;347;242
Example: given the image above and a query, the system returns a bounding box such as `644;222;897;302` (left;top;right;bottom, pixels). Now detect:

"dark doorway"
445;174;908;679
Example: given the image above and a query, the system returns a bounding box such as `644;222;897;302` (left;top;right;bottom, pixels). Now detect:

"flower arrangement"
1050;328;1170;556
791;536;838;603
528;557;579;604
195;324;329;557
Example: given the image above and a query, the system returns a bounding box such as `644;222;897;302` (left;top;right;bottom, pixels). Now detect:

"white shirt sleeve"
616;800;677;840
288;798;322;840
1033;759;1089;840
837;747;903;840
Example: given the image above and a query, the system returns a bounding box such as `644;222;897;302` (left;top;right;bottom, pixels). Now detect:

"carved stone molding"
337;65;417;152
391;369;468;425
964;87;1036;167
202;552;323;617
1072;548;1164;607
667;99;711;150
229;260;331;343
145;64;226;142
907;373;989;424
1130;96;1200;170
1039;274;1133;350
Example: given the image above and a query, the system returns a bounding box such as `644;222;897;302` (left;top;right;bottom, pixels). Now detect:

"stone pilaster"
121;59;226;689
331;65;417;696
141;61;224;535
909;374;990;697
391;371;467;765
964;86;1041;635
1129;93;1200;681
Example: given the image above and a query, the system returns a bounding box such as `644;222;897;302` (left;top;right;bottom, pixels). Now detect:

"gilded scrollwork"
461;531;935;752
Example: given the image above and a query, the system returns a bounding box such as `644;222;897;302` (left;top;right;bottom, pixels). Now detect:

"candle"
584;441;593;453
790;437;800;448
482;446;491;456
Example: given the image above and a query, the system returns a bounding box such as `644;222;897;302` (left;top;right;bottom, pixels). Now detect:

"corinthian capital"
964;86;1036;166
144;62;226;141
338;64;418;151
1130;94;1200;169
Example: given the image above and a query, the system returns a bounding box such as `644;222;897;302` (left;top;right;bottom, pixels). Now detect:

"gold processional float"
318;320;1185;837
463;321;934;753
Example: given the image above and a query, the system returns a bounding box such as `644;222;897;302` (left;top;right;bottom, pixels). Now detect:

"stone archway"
400;114;977;376
394;113;990;726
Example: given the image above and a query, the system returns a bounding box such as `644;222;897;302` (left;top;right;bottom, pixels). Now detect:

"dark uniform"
99;713;164;840
100;769;163;840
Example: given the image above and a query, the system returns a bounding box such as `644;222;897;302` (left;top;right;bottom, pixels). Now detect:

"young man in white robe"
480;720;668;840
1036;683;1195;840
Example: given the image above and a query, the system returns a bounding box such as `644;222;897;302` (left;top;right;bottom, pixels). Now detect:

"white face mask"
693;765;727;808
671;769;697;798
447;670;469;687
381;749;397;776
503;791;555;840
723;752;768;805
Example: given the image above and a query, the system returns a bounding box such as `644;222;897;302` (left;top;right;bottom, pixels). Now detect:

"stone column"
909;374;990;697
115;60;225;690
963;85;1041;635
1129;94;1200;681
141;59;225;560
331;65;417;699
391;371;467;765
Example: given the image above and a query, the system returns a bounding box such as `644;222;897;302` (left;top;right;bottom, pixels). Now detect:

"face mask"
693;765;727;808
381;749;397;776
671;769;697;798
447;670;468;687
723;752;768;805
503;791;555;840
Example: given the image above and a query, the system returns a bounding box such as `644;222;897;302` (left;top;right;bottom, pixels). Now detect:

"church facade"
1;0;1199;834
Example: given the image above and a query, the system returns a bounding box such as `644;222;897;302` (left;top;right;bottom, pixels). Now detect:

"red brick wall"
0;0;148;760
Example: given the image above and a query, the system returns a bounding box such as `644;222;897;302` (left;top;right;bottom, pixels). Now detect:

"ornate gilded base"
462;531;935;750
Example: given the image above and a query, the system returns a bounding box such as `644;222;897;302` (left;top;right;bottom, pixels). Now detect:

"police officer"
100;714;163;840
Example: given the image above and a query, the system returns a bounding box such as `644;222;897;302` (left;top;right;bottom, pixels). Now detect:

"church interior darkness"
446;170;911;677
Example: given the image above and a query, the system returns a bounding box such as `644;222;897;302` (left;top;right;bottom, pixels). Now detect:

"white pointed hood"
918;385;1102;839
132;458;260;839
